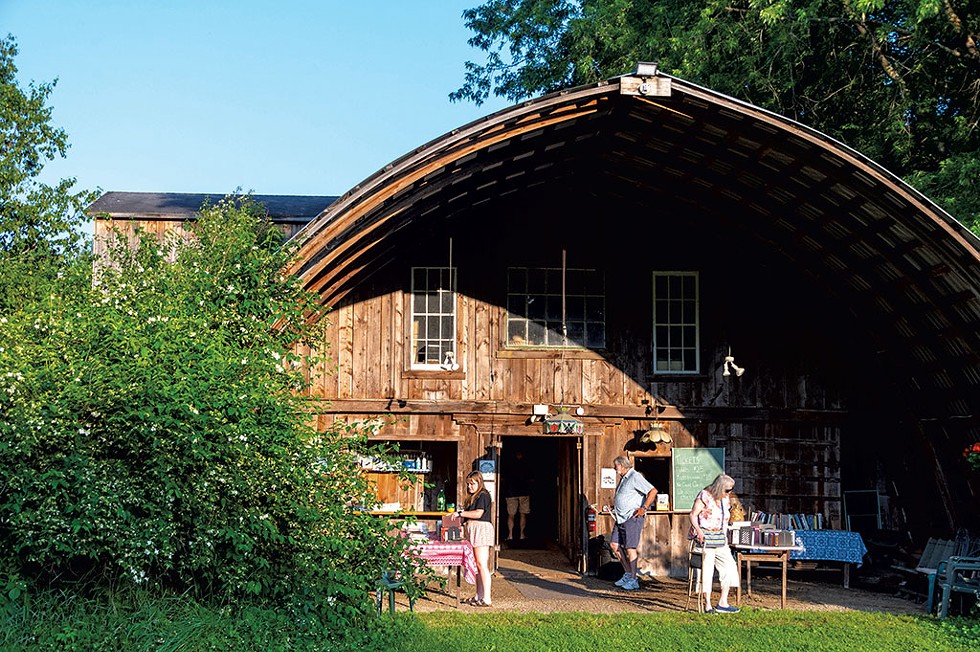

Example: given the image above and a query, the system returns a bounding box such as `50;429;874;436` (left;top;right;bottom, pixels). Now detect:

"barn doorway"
496;435;581;575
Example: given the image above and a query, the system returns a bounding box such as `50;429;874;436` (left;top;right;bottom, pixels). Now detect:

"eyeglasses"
725;488;734;493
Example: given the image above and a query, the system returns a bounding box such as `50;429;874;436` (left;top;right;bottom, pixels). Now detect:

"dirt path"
403;547;922;615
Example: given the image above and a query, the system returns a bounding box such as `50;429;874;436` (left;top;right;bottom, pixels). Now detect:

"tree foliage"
452;1;980;235
0;198;425;628
0;35;97;310
0;37;427;632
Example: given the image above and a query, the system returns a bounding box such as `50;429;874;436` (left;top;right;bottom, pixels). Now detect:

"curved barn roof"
289;66;980;421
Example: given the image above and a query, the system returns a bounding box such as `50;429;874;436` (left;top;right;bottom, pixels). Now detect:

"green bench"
914;537;956;576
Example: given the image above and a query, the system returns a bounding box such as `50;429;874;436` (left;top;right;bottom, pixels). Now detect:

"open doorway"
497;435;582;576
498;436;558;547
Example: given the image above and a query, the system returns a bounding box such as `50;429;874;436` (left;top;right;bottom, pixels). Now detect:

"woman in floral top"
689;473;740;614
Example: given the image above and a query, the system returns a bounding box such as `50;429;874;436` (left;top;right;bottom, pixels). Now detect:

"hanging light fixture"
640;419;672;444
543;407;585;435
722;347;745;377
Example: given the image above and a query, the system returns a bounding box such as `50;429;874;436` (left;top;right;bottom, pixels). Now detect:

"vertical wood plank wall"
314;286;847;575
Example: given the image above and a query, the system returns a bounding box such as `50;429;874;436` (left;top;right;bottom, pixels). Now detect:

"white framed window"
652;272;699;373
410;267;457;368
506;267;605;348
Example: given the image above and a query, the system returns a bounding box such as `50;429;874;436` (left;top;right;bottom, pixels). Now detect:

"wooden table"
733;544;803;609
790;530;868;588
410;537;477;607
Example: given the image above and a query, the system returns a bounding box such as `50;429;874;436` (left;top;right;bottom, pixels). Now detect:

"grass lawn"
397;610;980;652
5;591;978;651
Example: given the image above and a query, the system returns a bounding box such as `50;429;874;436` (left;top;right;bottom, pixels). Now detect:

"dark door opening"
498;436;560;548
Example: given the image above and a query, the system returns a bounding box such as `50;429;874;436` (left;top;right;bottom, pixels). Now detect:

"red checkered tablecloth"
411;539;477;584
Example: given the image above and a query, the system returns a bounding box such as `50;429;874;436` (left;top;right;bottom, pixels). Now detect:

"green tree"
0;35;96;310
452;1;980;235
0;198;422;629
1;37;424;631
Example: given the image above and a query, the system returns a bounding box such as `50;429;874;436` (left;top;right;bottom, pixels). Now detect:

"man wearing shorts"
504;450;531;540
609;455;658;591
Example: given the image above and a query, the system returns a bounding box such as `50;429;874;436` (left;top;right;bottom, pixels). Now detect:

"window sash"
652;272;699;374
506;267;605;348
411;267;456;367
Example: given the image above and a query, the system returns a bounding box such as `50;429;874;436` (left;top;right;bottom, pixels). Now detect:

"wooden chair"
685;541;704;613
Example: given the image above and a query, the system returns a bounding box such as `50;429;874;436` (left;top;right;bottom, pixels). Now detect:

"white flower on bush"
188;405;199;415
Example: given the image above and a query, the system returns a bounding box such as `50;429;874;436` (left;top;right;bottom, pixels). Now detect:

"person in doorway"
456;470;494;607
504;450;531;540
688;473;740;614
609;455;658;591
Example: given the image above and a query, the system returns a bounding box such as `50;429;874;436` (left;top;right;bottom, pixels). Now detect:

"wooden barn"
91;65;980;578
88;192;337;251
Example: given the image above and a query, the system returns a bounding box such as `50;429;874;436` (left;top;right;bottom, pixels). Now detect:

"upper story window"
411;267;456;368
652;272;699;374
506;267;605;348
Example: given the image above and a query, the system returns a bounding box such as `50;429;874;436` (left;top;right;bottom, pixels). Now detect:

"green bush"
0;586;421;651
0;197;422;630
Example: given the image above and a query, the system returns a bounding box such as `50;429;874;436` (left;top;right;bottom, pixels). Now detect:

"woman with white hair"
689;473;740;613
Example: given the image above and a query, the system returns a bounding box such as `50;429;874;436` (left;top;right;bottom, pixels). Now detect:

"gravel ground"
399;547;923;615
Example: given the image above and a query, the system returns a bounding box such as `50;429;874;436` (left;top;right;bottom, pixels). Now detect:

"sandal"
462;597;481;605
475;600;492;607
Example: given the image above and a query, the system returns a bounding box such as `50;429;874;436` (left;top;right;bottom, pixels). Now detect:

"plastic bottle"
436;487;447;511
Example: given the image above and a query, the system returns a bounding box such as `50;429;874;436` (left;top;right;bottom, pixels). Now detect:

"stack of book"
750;511;824;530
734;524;795;546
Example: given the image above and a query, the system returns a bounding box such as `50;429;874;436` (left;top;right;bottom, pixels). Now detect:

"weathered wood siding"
93;219;307;259
312;258;854;575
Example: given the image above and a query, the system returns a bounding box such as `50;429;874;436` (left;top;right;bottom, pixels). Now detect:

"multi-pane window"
652;272;699;373
411;267;456;367
506;267;605;348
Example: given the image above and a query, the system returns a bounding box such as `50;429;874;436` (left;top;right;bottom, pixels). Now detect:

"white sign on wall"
600;467;617;489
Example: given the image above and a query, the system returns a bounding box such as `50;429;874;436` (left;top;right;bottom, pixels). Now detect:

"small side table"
732;544;803;609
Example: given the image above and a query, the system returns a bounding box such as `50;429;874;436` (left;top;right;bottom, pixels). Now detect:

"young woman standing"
456;470;494;606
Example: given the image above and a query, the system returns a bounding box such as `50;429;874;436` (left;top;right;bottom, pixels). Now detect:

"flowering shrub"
963;442;980;472
0;197;421;625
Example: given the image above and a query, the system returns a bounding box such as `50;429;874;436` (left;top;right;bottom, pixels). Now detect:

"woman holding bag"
689;473;740;614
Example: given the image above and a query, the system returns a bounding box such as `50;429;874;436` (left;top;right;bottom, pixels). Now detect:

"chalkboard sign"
671;447;725;512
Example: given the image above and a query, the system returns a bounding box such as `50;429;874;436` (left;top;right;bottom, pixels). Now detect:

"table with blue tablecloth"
791;530;868;587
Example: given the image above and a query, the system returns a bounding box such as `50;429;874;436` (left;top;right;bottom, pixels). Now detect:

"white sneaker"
614;573;633;587
621;578;640;591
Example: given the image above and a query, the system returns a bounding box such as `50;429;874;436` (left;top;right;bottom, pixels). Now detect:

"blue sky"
2;1;511;202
